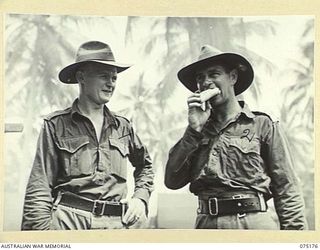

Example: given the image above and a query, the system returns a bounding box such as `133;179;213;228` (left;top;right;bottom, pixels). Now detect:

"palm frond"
233;19;278;37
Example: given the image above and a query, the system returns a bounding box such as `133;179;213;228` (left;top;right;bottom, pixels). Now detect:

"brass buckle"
208;198;218;216
92;200;106;216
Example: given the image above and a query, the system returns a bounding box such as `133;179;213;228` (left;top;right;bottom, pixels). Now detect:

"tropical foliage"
279;19;314;229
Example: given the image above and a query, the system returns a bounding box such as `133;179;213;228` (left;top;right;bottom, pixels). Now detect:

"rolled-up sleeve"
21;120;58;230
265;121;307;230
164;126;203;190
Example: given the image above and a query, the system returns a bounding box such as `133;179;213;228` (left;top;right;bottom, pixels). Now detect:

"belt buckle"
92;200;106;216
208;197;218;216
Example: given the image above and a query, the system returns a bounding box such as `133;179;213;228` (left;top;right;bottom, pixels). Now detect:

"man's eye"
112;76;117;81
209;73;219;78
195;75;204;83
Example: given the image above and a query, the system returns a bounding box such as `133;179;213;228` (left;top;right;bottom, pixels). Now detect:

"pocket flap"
56;136;90;153
109;138;129;156
229;138;259;154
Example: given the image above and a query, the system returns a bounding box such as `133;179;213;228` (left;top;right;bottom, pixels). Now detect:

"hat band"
76;52;115;62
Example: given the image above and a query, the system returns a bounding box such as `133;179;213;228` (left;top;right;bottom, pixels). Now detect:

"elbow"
164;178;180;190
164;172;187;190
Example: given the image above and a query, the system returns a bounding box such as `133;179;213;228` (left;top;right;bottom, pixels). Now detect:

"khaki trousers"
195;209;280;229
50;204;147;230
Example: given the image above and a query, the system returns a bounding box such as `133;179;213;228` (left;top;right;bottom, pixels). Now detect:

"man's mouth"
102;89;113;93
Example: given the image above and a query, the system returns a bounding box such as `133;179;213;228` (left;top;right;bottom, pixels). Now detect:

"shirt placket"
205;114;241;178
97;126;112;171
205;137;220;176
86;118;112;185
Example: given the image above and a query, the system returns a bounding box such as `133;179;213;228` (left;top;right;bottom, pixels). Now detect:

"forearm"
132;161;154;207
21;121;57;230
21;177;53;230
271;166;307;230
129;137;154;209
165;126;203;189
267;122;307;230
273;186;307;230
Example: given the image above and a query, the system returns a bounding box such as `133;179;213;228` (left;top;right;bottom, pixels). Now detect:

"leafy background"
4;14;314;230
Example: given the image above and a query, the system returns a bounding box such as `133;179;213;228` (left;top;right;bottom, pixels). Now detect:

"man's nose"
106;78;116;87
203;77;215;88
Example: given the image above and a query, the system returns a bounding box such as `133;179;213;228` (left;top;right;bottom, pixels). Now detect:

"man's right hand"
187;92;211;132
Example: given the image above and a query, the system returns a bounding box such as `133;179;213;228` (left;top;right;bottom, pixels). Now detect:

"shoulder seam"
44;107;71;120
114;113;131;123
252;111;273;121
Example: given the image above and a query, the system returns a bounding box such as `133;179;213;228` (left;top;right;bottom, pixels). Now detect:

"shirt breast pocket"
228;137;260;155
108;138;129;180
55;136;92;177
225;137;264;175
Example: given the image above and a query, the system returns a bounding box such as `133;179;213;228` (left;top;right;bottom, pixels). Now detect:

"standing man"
22;41;154;230
165;45;307;230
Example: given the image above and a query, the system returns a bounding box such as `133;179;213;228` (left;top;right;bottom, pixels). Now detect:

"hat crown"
198;45;222;61
75;41;115;63
177;44;254;95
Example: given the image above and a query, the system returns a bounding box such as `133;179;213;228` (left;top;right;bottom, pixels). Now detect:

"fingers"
122;210;140;226
205;100;212;110
121;199;145;226
187;93;202;108
188;93;213;110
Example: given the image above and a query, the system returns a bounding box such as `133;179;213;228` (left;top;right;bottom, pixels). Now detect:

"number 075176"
299;244;319;248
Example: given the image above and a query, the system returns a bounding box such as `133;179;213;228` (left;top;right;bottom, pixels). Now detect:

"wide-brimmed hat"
177;45;254;95
59;41;132;83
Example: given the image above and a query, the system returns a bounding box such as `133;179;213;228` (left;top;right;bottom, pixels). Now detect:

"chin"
102;99;110;104
100;95;113;104
94;98;109;105
210;96;224;106
210;98;224;107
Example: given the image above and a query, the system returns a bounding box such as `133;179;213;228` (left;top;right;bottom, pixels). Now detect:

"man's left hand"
121;198;146;226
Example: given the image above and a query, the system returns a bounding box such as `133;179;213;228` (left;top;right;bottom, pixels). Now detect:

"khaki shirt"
22;99;154;230
165;102;307;230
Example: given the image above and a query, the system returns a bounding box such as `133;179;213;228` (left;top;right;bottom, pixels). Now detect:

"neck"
213;97;241;124
78;96;104;117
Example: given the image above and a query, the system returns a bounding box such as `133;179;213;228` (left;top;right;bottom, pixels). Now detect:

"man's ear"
75;70;84;84
230;69;238;86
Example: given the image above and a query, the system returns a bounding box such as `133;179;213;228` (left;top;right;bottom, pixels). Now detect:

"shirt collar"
208;100;255;123
71;99;119;128
238;101;255;119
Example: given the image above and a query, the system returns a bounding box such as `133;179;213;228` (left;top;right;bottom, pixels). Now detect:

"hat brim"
59;60;132;84
177;53;254;95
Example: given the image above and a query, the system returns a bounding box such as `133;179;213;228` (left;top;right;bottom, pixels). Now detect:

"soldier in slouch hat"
22;41;154;230
165;45;307;230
